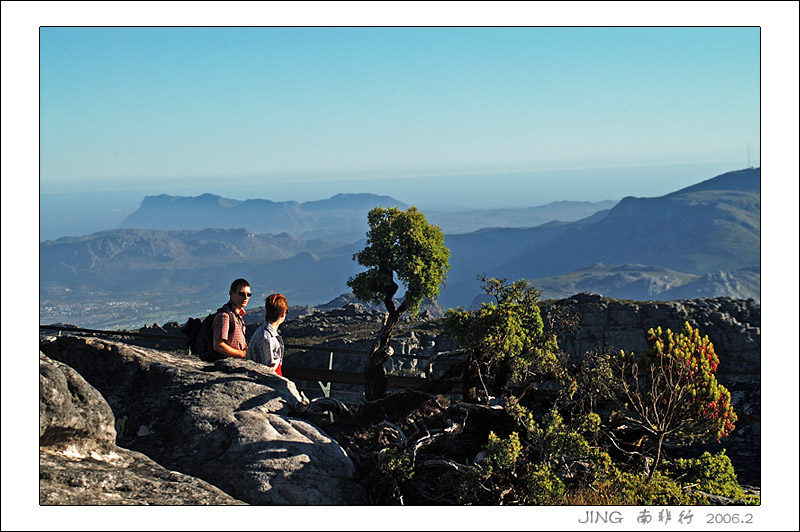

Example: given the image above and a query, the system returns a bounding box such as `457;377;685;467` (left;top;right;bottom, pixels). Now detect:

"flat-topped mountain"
119;192;410;241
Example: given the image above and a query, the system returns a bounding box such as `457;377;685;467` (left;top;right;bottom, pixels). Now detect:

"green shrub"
532;407;591;465
366;447;414;504
603;470;688;505
580;412;602;435
505;396;538;435
667;450;745;502
442;276;562;401
483;431;523;475
523;464;565;505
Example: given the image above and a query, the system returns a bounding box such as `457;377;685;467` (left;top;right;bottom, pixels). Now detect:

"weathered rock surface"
541;294;760;381
39;336;368;505
39;352;242;505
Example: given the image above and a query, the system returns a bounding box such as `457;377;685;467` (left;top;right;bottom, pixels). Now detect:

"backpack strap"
226;310;236;341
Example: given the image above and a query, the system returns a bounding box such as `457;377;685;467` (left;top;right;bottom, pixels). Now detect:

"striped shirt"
212;303;247;352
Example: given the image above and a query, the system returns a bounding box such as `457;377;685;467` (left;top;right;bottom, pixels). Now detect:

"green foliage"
505;398;591;464
529;407;591;466
483;431;523;475
505;396;538;435
602;470;688;505
523;464;565;505
565;345;623;417
347;206;449;315
463;399;595;505
564;449;755;506
580;412;602;435
444;276;556;369
352;318;751;507
585;448;616;480
666;450;745;501
367;447;415;504
442;276;562;398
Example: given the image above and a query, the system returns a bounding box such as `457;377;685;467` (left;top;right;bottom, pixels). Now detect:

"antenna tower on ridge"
747;142;751;168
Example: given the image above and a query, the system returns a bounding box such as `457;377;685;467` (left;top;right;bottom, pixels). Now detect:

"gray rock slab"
40;353;243;505
40;336;367;505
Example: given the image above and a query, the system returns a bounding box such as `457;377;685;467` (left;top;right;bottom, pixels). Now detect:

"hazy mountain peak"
119;192;409;241
668;167;760;196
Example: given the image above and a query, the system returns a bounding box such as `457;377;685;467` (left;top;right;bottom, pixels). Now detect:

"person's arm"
214;339;246;358
212;312;246;358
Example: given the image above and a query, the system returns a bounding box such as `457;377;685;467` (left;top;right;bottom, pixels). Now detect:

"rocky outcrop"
42;293;760;492
39;336;368;505
541;293;760;381
39;352;242;505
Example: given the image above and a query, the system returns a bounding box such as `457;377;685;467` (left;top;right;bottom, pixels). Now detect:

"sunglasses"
238;291;252;298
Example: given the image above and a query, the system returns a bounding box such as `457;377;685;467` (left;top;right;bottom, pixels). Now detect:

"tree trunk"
491;358;514;397
364;310;399;400
461;357;482;403
647;432;666;482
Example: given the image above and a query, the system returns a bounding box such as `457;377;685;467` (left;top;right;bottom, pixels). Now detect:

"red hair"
264;293;288;322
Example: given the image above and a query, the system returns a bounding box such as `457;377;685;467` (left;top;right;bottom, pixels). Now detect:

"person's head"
264;293;288;324
229;278;251;309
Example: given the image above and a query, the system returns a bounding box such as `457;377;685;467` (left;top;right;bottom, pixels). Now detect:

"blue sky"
35;24;763;238
40;26;759;191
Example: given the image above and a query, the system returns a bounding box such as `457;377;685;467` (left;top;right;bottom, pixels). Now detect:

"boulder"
39;336;368;505
39;352;242;505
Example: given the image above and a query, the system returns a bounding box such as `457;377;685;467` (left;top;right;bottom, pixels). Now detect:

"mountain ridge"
41;168;760;328
438;167;760;307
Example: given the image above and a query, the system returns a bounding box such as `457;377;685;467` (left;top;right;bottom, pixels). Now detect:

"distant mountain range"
424;200;618;234
117;192;617;240
508;263;760;305
438;167;760;308
40;168;760;328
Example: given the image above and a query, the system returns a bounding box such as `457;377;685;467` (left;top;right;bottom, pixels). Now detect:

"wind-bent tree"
442;276;561;402
612;322;737;480
348;206;449;400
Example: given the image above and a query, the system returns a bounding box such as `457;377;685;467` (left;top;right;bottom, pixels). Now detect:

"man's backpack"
181;308;235;362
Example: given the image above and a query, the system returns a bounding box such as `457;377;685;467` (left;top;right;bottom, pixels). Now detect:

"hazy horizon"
40;160;747;241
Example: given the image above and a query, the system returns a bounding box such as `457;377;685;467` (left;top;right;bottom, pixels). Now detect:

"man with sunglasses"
212;278;251;359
